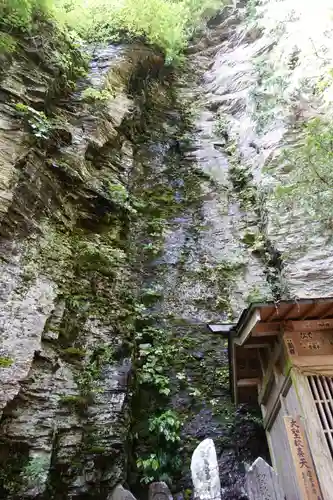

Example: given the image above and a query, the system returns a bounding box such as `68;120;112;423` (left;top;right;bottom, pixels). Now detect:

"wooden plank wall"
268;395;302;500
293;372;333;500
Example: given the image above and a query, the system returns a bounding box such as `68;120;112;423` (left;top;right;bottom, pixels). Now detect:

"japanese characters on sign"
284;416;323;500
283;330;333;357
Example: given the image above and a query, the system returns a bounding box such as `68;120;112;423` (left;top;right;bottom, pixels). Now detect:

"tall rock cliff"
1;0;333;498
0;20;167;497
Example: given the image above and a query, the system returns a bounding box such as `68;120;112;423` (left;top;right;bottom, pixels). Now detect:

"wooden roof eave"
234;308;261;346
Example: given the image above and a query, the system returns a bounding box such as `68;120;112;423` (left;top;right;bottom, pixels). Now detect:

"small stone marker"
148;482;173;500
108;484;137;500
191;438;221;500
245;457;285;500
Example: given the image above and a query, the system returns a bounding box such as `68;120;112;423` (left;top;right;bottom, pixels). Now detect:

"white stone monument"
191;438;221;500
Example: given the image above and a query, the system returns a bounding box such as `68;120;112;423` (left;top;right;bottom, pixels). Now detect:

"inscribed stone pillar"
190;438;221;500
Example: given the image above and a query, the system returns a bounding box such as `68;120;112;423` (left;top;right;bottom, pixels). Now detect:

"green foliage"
272;117;333;228
140;286;163;305
72;342;116;403
214;112;229;138
241;230;265;253
81;87;111;103
15;103;52;139
0;33;17;53
55;0;223;63
188;387;202;397
0;0;51;33
138;342;178;395
249;57;288;134
245;0;259;20
136;454;160;484
86;445;106;454
148;410;181;443
194;260;244;315
60;394;90;407
242;410;263;426
136;452;181;484
107;182;137;214
76;236;126;274
142;241;161;256
137;411;182;484
61;347;87;358
316;68;333;93
245;285;271;305
0;357;13;368
21;456;49;486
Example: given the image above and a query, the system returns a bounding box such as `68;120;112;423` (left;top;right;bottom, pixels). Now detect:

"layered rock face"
187;0;333;300
0;26;165;497
1;0;333;499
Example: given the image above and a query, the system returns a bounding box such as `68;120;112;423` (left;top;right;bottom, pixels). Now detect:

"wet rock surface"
0;35;165;498
0;13;268;500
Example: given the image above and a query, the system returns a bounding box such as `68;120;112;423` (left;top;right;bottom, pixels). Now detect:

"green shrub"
0;0;52;32
0;357;13;368
137;343;178;395
61;347;86;358
15;103;52;139
148;410;181;443
272;117;333;229
0;33;17;53
21;456;49;486
55;0;223;63
136;411;182;484
81;87;111;102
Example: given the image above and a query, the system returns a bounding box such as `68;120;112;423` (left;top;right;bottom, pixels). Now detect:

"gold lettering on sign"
283;330;333;357
284;416;323;500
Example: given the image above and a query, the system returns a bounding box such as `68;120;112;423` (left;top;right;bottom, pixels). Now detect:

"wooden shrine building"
214;297;333;500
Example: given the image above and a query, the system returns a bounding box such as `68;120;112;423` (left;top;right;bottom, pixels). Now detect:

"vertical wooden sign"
284;416;323;500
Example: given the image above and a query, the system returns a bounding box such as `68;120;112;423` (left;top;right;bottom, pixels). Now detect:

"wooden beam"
243;343;272;349
319;302;333;319
258;342;282;405
288;354;333;373
285;318;333;331
243;335;275;349
300;302;318;320
265;303;294;322
283;303;300;319
237;378;261;387
232;341;238;405
264;306;279;322
252;322;281;337
234;309;261;346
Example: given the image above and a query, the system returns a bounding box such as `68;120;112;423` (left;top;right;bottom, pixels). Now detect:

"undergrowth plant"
137;410;182;484
21;456;49;487
55;0;224;64
0;0;52;32
15;103;52;139
271;117;333;229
